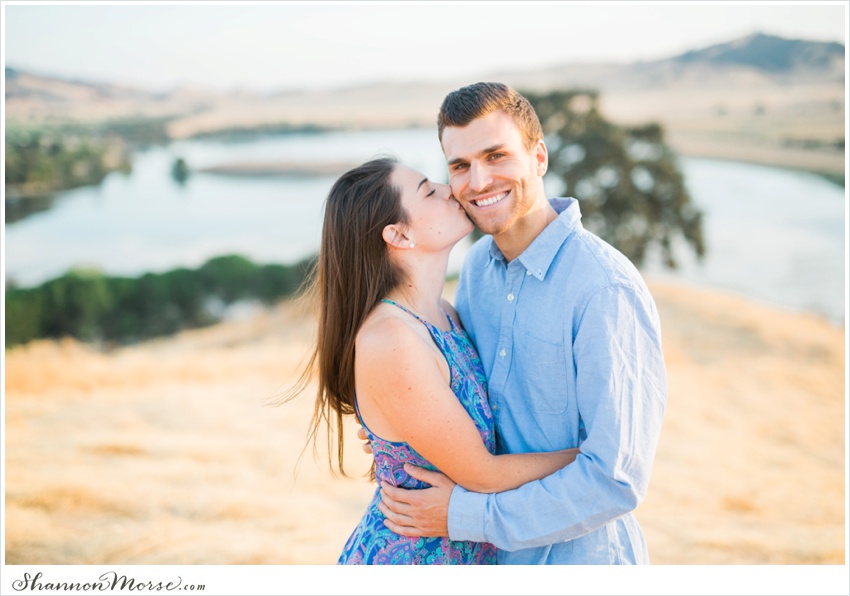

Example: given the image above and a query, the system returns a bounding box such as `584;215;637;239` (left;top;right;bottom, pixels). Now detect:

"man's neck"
492;198;558;262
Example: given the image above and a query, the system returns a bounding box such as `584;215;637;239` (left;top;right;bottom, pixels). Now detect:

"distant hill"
673;32;844;73
4;67;155;103
6;33;844;114
4;33;845;178
4;67;224;125
502;33;845;92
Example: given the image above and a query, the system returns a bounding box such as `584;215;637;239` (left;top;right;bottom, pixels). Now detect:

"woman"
291;157;577;564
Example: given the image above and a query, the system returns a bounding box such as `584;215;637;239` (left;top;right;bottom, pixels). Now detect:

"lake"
3;128;846;324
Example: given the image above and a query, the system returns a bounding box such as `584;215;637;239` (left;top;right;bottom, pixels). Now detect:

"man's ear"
382;224;411;249
534;138;549;177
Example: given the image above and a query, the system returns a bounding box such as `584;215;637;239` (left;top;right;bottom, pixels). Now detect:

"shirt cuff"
447;484;489;543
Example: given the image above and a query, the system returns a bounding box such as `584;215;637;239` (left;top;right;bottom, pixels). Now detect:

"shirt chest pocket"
513;330;571;414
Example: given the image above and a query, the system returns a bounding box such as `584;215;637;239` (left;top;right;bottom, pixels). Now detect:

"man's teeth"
475;191;508;207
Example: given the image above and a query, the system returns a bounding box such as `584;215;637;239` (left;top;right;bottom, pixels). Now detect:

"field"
4;281;845;566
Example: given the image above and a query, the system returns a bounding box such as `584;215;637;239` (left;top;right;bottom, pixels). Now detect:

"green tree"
40;268;114;341
5;288;46;346
171;157;190;185
526;90;705;268
5;128;131;201
5;255;319;348
199;255;259;303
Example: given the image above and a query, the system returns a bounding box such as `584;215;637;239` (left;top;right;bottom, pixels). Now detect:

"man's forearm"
448;452;647;550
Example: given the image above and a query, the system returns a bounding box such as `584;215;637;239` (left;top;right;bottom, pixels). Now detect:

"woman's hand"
357;426;373;454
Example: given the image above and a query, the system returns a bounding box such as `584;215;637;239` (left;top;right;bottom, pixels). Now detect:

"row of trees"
5;117;173;200
5;255;316;348
5;130;130;198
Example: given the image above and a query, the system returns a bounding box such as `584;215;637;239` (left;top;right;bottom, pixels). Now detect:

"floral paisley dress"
337;299;497;565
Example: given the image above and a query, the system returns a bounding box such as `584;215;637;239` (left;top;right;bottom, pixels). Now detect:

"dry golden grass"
4;281;846;565
637;283;845;564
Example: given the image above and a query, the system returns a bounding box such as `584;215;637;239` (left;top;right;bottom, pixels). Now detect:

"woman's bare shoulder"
356;304;428;359
355;305;447;400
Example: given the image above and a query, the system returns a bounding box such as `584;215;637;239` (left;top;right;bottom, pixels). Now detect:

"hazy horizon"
3;2;846;94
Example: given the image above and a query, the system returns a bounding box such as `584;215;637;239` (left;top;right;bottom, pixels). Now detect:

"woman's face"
390;164;473;251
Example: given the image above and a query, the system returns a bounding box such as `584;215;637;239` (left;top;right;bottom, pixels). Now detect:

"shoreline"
196;160;361;178
665;134;845;186
179;125;848;185
3;124;845;201
190;148;845;187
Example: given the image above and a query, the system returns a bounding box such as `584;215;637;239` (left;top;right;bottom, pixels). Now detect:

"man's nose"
469;162;491;192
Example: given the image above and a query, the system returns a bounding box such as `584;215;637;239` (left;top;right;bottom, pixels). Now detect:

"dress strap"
381;298;458;333
382;298;456;333
353;393;363;421
352;395;372;435
381;298;426;323
444;310;460;333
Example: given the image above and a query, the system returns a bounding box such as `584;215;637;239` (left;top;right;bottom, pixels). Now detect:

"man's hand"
378;464;455;537
356;427;373;455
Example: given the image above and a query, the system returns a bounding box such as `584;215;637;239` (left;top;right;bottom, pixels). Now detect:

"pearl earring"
409;242;415;248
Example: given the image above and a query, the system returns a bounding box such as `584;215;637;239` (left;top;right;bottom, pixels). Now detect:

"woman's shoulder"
356;304;430;359
355;305;448;387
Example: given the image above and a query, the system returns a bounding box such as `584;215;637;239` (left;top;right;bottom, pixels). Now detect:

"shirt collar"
487;197;582;280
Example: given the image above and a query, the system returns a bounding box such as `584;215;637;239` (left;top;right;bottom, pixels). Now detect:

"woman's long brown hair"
280;157;407;477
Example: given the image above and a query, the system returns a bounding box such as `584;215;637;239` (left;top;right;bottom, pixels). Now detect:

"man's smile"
471;190;509;208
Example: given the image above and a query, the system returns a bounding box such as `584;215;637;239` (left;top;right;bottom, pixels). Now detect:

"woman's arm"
356;319;578;494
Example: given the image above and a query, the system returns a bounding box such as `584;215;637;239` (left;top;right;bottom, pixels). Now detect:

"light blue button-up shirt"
449;198;667;564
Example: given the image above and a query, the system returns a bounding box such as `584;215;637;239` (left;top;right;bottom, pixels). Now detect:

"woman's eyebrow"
417;177;428;190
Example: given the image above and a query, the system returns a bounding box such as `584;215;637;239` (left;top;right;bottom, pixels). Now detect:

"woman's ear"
382;224;412;249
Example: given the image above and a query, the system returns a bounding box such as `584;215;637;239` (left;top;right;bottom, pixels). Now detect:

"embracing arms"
444;283;668;549
355;317;578;494
379;283;667;548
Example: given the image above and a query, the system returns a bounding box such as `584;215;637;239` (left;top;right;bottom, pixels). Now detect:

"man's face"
441;110;547;237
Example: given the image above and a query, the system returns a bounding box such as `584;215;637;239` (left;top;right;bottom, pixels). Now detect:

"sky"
2;1;848;93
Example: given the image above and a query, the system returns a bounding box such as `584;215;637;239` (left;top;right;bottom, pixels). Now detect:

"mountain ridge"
672;32;844;73
4;32;845;179
5;32;844;107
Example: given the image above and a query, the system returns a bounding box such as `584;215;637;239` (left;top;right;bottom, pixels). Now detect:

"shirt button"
492;403;499;411
499;349;507;358
507;293;515;302
526;270;533;276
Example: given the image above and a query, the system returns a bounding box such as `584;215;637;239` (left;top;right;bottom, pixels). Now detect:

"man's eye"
452;164;468;171
488;153;504;160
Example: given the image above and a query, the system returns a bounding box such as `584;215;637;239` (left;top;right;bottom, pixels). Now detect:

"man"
376;82;667;564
